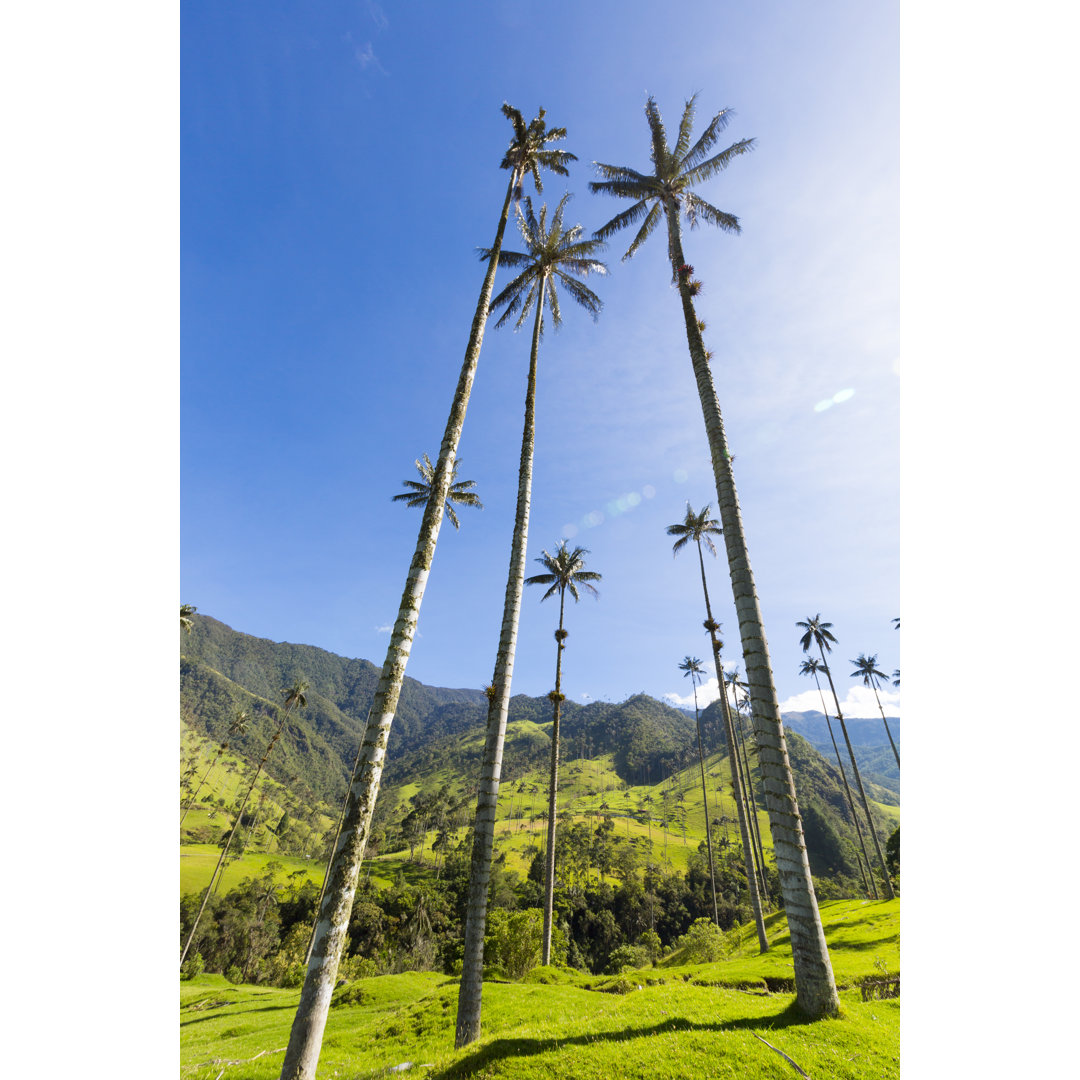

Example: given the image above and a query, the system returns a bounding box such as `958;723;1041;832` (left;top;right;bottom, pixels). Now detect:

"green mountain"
180;614;898;886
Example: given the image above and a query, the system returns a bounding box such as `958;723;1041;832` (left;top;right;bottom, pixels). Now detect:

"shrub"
605;944;649;974
678;918;726;963
180;951;205;980
224;964;243;984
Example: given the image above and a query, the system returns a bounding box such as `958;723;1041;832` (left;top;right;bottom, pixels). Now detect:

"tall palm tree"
279;106;575;1080
798;658;874;897
525;541;600;966
181;681;308;967
797;615;894;899
180;604;196;634
724;669;768;898
592;97;835;1014
180;709;248;827
667;503;767;951
679;656;720;927
456;197;605;1047
850;653;900;767
392;453;483;530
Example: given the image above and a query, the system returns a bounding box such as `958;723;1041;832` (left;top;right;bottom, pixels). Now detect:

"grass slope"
180;898;898;1079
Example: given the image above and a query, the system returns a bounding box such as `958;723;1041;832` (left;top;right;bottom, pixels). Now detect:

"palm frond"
680;137;756;187
592;197;654;245
623;201;663;261
683;192;741;233
553;271;603;319
591;161;653;186
679;106;734;172
673;95;698;165
644;97;670;173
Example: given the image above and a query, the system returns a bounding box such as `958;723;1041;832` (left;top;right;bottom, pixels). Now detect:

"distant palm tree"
281;105;575;1080
181;680;308;967
457;198;605;1048
593;97;835;1014
892;669;900;688
798;615;894;899
725;670;768;898
667;504;767;951
680;656;720;926
392;453;482;529
798;658;874;897
850;653;900;767
180;604;196;634
526;541;601;965
180;709;248;826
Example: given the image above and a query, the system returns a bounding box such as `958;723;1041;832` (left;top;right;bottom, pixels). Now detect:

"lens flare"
833;388;855;403
814;399;833;412
673;468;688;483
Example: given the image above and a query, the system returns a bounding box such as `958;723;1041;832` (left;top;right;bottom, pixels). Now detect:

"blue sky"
181;0;899;718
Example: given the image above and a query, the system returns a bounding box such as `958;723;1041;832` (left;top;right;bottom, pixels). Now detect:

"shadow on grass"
181;1003;298;1028
434;1000;816;1078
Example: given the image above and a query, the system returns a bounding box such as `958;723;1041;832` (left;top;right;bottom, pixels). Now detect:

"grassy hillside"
180;898;899;1080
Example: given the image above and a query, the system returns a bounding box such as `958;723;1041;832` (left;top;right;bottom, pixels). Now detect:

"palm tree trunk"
818;649;895;899
279;175;517;1080
691;682;720;926
303;744;364;967
812;673;875;897
181;717;288;967
665;202;838;1017
541;590;567;966
180;745;226;826
455;277;544;1048
694;540;768;950
871;684;901;767
733;701;770;899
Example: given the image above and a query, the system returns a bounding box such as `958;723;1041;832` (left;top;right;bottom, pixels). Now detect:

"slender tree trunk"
871;684;900;767
695;541;768;950
541;590;567;966
734;699;770;900
279;176;517;1080
812;673;875;897
180;744;227;825
181;712;292;966
455;278;544;1048
691;681;720;926
818;649;895;899
665;203;838;1016
304;743;364;967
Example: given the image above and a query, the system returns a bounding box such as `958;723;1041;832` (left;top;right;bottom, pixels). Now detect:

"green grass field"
180;898;898;1079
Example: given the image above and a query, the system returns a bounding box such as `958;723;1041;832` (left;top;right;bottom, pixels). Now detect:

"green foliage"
484;908;567;978
677;917;727;963
886;825;899;877
180;951;204;980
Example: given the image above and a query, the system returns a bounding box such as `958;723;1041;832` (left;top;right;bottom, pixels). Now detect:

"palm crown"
589;95;755;262
525;541;601;602
679;656;705;683
392;453;483;530
667;502;723;556
850;653;888;689
797;614;838;655
799;657;826;678
500;104;576;201
483;194;606;332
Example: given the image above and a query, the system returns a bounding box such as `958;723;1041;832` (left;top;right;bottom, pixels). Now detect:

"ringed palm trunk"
695;539;767;949
541;590;567;966
733;701;770;900
455;276;545;1048
665;200;838;1017
811;671;875;897
818;648;896;899
691;681;721;926
279;174;518;1080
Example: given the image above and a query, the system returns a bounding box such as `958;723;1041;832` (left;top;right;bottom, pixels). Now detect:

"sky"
181;0;900;720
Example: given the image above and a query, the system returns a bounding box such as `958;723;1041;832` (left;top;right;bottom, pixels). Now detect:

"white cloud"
366;1;388;31
375;624;392;634
665;676;722;709
355;41;388;75
779;684;899;720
